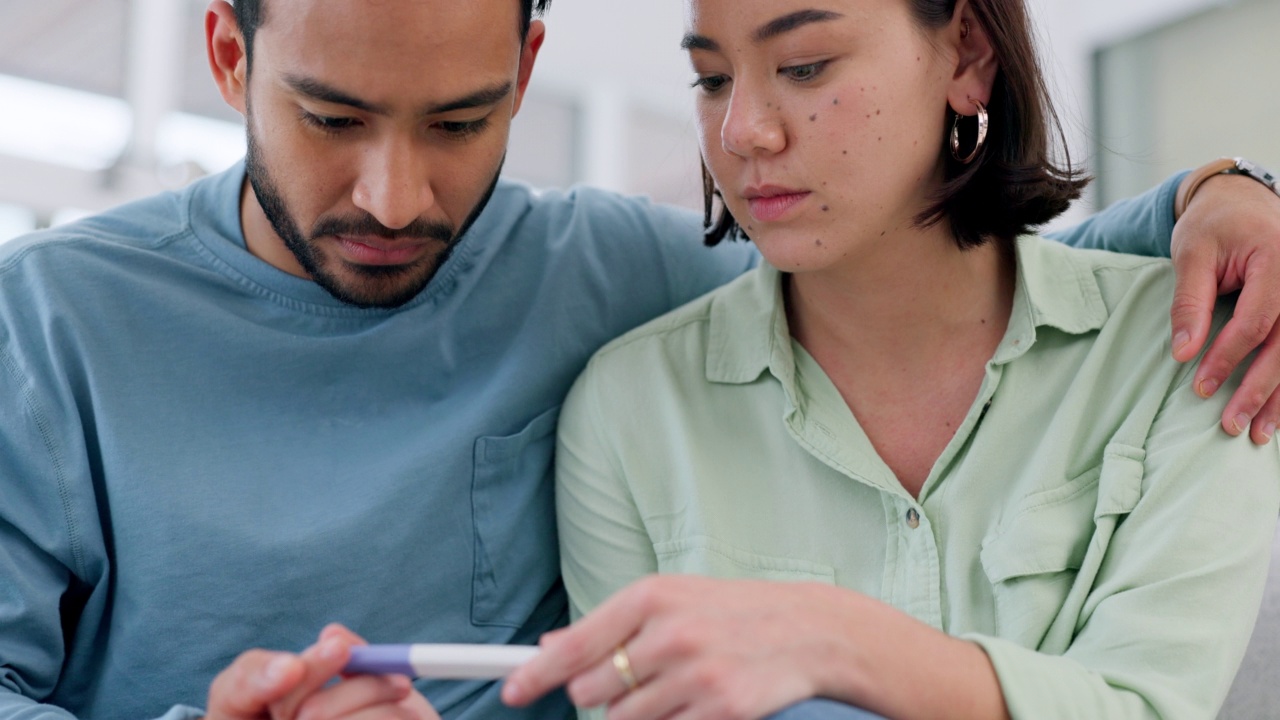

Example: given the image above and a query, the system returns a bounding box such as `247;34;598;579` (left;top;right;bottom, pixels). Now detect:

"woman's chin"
753;235;849;275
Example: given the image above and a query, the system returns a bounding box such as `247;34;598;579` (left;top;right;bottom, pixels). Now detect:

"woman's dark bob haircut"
702;0;1089;250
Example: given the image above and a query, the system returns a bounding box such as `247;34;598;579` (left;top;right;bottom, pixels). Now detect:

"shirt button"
906;508;921;529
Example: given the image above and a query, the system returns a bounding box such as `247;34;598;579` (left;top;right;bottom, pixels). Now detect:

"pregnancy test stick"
344;644;540;679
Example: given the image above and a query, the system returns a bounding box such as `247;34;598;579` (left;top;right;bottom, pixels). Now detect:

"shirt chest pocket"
978;444;1145;649
654;536;837;584
471;406;562;628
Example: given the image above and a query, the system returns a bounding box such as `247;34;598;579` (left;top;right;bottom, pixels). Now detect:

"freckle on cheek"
815;239;823;246
876;110;881;115
810;114;817;121
842;150;848;155
821;205;830;212
832;98;839;105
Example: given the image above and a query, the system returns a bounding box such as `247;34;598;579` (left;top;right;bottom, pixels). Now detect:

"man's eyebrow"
283;76;513;117
680;9;845;53
284;75;389;115
423;82;514;115
754;9;844;43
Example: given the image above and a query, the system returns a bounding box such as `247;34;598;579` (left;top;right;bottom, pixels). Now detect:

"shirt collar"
705;236;1110;385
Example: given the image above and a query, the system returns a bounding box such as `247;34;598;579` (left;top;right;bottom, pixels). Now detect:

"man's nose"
352;138;436;231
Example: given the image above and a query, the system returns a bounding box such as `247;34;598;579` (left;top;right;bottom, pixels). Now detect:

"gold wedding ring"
612;644;638;691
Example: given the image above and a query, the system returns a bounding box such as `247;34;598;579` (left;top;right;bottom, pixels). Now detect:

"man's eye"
691;75;730;94
438;119;490;138
301;112;358;132
781;61;829;83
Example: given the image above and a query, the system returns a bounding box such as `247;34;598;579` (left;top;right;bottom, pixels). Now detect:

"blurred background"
0;0;1276;243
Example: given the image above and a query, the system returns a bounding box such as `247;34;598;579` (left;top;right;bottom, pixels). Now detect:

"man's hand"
207;624;440;720
1171;172;1280;444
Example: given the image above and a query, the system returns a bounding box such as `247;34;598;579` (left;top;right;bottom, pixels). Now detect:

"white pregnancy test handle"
344;644;540;679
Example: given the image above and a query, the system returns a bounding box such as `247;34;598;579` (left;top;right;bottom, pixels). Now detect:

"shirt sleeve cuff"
1155;170;1191;257
959;634;1149;719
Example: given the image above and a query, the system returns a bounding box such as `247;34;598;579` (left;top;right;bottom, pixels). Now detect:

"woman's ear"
946;0;998;115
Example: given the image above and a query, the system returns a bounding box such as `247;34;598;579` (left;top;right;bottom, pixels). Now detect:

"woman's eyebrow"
681;9;846;52
754;9;845;43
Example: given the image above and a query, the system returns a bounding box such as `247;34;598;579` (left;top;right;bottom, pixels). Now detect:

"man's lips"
744;186;811;223
335;235;434;266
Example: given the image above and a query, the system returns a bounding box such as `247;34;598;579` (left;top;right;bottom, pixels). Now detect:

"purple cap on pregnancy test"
345;645;414;676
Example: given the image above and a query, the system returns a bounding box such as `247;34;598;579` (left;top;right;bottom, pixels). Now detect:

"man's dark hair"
232;0;552;68
702;0;1088;251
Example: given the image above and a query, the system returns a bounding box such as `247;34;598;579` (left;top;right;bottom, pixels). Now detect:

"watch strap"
1174;158;1238;221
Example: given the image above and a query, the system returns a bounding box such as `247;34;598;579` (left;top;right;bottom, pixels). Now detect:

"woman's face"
686;0;960;272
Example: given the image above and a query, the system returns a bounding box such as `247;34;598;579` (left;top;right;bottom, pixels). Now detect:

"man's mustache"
311;214;455;243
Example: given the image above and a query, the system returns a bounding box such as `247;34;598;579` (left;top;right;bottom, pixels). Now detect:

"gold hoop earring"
950;99;989;165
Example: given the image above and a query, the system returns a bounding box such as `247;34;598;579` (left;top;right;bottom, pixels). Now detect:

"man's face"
227;0;541;308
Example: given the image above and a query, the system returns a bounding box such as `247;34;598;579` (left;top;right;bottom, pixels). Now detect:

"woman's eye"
692;75;730;94
782;61;828;83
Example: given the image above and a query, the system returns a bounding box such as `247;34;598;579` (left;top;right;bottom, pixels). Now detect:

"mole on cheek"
821;205;830;212
832;98;839;105
810;114;818;122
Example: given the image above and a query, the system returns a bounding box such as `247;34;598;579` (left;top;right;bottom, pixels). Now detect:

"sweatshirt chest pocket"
471;406;562;627
979;445;1145;648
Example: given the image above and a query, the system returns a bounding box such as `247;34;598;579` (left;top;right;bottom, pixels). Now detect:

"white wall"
1025;0;1229;225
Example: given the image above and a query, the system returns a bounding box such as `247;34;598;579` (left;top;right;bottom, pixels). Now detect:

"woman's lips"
336;236;430;266
746;191;811;223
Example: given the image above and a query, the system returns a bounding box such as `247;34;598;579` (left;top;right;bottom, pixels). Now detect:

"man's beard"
243;125;502;309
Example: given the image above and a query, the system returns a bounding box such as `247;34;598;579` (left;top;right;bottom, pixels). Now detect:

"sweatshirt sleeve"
1047;173;1187;257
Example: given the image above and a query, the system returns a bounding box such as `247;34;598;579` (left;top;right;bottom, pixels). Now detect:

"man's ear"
946;0;998;115
511;20;547;118
206;0;249;116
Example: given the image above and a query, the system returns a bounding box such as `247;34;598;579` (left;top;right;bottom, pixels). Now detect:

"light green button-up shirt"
556;236;1280;719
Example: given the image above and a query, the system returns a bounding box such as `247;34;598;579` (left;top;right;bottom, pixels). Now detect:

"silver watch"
1228;157;1280;197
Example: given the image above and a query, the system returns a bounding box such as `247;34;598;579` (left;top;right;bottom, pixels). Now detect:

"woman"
503;0;1280;718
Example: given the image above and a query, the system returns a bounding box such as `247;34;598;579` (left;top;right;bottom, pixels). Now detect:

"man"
0;1;1277;720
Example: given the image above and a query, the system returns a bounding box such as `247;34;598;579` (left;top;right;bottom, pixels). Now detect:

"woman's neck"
785;222;1017;496
787;222;1015;372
